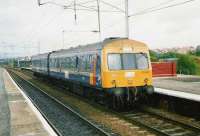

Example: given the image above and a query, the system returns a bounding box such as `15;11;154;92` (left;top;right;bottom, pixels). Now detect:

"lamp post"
96;0;101;41
125;0;129;38
62;30;65;49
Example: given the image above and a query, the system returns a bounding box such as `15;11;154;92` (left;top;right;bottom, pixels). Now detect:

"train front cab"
101;39;154;109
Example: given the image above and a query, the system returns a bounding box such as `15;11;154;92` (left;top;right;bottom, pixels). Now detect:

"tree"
195;50;200;56
157;52;200;75
159;52;178;59
176;54;198;75
149;50;159;62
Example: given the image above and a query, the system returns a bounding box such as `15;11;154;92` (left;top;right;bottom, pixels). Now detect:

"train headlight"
144;78;149;84
111;80;117;88
144;85;154;95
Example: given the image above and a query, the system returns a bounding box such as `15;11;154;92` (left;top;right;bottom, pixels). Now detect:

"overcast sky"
0;0;200;58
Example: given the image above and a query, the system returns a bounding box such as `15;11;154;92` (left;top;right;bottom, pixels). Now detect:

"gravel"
11;72;106;136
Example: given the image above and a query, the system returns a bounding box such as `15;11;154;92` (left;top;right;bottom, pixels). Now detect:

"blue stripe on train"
69;73;90;84
49;71;64;79
49;71;102;88
49;71;90;85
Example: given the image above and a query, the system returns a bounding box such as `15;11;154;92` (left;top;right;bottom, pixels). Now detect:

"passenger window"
136;53;149;69
122;54;137;70
108;54;122;70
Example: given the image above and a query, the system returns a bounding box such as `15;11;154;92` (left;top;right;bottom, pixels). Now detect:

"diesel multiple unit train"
31;38;154;109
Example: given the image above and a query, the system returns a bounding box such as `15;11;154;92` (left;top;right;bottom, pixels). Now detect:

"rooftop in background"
153;46;196;54
159;58;178;62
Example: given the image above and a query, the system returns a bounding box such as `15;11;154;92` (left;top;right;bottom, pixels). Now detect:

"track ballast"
120;110;200;136
8;70;116;136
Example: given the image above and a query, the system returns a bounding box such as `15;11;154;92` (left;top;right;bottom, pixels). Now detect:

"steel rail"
9;71;62;136
119;110;200;136
140;106;200;132
11;69;200;136
8;70;112;136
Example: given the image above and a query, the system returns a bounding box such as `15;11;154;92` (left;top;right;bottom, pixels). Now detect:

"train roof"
48;37;128;58
31;38;148;59
31;52;49;60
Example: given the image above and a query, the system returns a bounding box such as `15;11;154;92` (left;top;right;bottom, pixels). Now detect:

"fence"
151;62;177;77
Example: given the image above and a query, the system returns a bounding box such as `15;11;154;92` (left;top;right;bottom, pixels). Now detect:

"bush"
159;52;178;59
196;51;200;56
149;50;159;62
177;54;199;75
158;52;200;75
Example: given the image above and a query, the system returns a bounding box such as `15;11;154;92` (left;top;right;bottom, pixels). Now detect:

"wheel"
112;94;125;111
125;95;135;109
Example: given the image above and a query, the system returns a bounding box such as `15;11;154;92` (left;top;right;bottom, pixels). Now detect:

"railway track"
11;69;200;136
120;109;200;136
8;70;116;136
38;71;200;136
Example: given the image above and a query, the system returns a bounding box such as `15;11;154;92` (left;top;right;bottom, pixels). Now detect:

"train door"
90;55;96;86
90;54;101;87
96;55;101;87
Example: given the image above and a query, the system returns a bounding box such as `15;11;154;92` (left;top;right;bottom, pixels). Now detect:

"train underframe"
105;86;154;110
33;71;154;110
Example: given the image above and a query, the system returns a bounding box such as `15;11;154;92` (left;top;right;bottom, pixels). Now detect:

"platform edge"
5;69;58;136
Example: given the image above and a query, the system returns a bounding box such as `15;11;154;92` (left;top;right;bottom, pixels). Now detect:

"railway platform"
153;75;200;102
0;68;53;136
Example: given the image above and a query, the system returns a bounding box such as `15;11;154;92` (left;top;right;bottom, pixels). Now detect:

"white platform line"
155;87;200;102
9;100;26;103
7;92;20;94
5;70;58;136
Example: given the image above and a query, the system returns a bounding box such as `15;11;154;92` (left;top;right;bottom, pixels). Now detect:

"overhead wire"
26;1;95;42
129;0;197;17
27;1;98;43
40;0;125;13
27;0;198;44
77;0;96;5
100;1;125;13
132;0;178;14
103;0;198;32
76;3;97;10
26;0;123;41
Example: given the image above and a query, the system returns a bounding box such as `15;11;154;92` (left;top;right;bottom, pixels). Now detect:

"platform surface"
0;68;50;136
153;75;200;95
